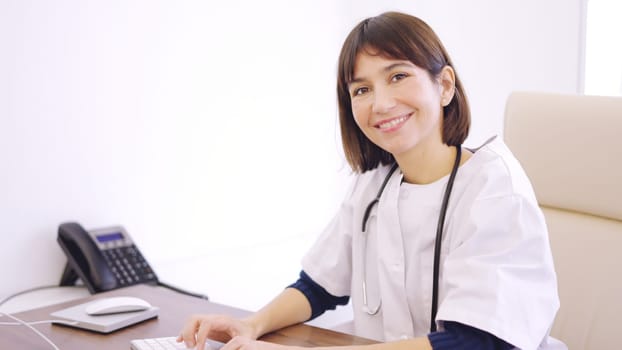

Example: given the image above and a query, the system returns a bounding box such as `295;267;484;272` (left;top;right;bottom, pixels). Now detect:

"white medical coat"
301;137;566;350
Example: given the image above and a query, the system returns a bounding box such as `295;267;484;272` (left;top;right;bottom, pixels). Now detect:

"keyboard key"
130;336;224;350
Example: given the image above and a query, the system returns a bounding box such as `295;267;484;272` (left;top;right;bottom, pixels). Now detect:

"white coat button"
400;335;409;340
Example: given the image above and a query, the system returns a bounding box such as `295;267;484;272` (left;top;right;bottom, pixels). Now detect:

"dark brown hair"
337;12;470;173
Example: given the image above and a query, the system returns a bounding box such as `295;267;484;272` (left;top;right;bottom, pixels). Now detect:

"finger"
195;321;212;350
175;334;192;347
179;317;200;348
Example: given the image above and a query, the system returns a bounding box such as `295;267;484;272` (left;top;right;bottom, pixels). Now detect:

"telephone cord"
0;311;79;350
156;280;209;300
0;285;86;308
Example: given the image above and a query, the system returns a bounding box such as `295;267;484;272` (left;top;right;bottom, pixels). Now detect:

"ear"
438;66;456;107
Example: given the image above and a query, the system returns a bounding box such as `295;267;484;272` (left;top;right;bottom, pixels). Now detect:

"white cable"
0;319;79;326
0;312;61;350
0;284;86;307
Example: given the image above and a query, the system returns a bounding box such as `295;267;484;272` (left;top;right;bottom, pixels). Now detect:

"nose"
371;86;396;114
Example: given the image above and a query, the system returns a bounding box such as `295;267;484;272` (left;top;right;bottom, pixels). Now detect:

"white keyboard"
130;336;224;350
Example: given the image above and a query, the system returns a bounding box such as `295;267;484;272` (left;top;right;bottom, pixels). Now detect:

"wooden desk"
0;284;374;349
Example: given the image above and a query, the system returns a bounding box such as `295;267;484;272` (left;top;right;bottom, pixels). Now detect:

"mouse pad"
50;300;159;333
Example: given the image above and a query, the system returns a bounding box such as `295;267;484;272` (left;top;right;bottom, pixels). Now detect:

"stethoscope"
360;145;462;333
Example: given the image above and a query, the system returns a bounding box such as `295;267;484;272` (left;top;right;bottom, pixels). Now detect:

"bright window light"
584;0;622;96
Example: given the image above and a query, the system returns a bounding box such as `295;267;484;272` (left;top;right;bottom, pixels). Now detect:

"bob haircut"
337;12;471;173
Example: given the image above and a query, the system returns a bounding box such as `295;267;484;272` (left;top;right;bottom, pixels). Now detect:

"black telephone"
57;222;158;294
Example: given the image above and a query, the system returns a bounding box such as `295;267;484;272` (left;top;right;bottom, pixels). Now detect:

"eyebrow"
349;62;414;85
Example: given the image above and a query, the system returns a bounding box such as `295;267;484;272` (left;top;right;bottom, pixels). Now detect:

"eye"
351;86;369;97
391;73;408;82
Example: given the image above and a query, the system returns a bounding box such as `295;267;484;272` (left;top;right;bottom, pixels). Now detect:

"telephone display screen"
95;232;124;243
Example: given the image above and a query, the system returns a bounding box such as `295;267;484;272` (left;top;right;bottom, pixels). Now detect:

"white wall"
1;0;349;304
1;0;583;327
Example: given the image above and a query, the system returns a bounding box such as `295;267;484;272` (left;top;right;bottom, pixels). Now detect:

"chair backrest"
503;91;622;349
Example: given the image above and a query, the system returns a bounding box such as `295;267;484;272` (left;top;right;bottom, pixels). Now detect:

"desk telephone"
58;222;158;293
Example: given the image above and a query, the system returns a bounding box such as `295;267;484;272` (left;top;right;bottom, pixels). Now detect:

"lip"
374;113;412;132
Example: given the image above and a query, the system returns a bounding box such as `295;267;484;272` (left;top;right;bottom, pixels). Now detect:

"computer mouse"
85;296;151;316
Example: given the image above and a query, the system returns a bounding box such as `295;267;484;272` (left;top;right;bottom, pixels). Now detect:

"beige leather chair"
504;91;622;349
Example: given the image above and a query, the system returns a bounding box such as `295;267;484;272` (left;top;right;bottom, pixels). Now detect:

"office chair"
504;91;622;349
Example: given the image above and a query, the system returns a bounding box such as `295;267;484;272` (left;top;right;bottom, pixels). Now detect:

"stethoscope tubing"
361;163;398;316
430;145;461;332
360;145;462;333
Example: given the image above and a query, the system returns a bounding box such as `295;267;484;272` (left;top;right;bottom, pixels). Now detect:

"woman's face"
348;50;454;159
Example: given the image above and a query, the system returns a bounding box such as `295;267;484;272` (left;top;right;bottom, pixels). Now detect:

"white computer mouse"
85;296;151;316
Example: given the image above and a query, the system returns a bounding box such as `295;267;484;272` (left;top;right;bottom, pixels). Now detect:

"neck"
396;144;458;185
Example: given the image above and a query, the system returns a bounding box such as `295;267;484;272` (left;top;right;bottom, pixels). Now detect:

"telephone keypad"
102;245;157;286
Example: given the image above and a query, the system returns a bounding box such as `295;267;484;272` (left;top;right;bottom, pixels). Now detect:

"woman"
178;12;565;350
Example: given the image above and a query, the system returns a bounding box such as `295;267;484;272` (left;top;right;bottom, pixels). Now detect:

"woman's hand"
176;314;258;349
222;336;300;350
177;289;312;349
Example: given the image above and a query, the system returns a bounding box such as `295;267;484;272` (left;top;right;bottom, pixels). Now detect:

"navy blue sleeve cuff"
287;270;350;321
428;321;514;350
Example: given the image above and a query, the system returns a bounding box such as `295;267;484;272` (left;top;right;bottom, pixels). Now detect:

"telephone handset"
57;222;158;294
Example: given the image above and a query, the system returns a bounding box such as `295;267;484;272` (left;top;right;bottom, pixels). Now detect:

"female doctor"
178;11;565;350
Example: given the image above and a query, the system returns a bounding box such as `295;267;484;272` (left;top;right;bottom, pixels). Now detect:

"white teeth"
378;116;408;129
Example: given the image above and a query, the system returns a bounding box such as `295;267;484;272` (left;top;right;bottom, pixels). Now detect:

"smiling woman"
346;55;458;184
176;11;566;350
0;1;584;347
336;14;470;175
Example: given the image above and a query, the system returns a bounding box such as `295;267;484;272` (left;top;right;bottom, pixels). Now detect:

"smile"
376;114;411;130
